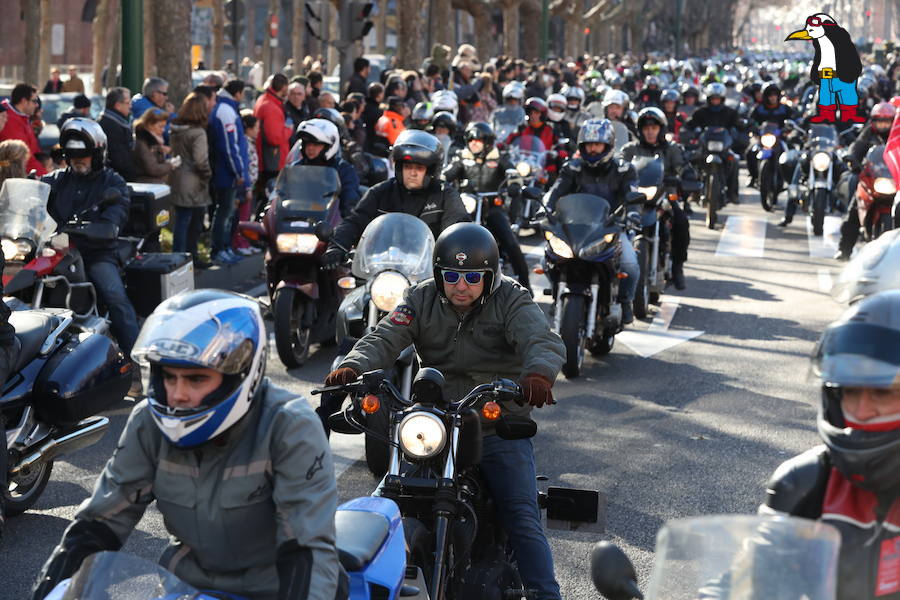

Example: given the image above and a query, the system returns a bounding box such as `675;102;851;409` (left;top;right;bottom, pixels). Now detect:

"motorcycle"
855;144;898;243
538;190;646;378
3;305;131;515
239;165;347;369
329;212;434;477
591;515;840;600
505;134;550;235
42;495;421;600
691;126;734;229
315;368;601;600
782;123;840;236
831;228;900;304
754;121;792;212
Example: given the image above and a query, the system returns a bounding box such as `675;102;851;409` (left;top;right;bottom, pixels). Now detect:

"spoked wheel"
759;161;777;212
705;173;718;229
5;459;53;516
633;239;650;319
560;295;587;378
273;287;310;369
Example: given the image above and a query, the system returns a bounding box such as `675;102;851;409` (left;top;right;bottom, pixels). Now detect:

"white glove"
167;155;182;168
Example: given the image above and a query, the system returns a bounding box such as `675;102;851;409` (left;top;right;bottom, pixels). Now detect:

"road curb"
195;253;265;292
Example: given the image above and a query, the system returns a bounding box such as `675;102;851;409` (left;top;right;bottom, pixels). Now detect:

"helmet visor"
813;322;900;388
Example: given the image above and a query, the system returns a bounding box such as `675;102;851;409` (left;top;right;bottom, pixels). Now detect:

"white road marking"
817;268;834;293
715;216;768;258
617;296;704;358
330;432;365;479
806;215;843;258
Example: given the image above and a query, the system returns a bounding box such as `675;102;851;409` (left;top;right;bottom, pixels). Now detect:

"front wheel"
364;408;390;478
273;287;310;369
633;239;650;319
560;294;587;379
705;173;719;229
811;188;828;236
5;459;53;516
759;160;776;212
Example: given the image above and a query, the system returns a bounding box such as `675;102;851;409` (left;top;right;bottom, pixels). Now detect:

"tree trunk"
502;0;520;58
377;0;388;54
326;0;339;74
106;3;121;89
144;0;157;78
153;0;192;106
23;0;40;87
38;0;51;88
430;0;454;53
212;0;225;70
396;0;424;69
92;0;111;93
470;3;491;62
292;0;304;66
521;2;540;61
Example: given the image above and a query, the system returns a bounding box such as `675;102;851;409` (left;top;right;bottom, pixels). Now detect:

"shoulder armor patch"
764;445;830;518
568;160;582;173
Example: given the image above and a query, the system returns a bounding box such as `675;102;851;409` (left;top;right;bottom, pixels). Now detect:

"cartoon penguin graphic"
785;13;864;123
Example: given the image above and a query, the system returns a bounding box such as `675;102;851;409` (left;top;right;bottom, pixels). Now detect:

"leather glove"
325;367;359;387
320;247;345;270
521;373;555;408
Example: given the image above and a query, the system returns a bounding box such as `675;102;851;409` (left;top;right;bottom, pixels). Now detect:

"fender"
757;148;773;161
276;279;320;300
559;283;592;298
705;154;723;165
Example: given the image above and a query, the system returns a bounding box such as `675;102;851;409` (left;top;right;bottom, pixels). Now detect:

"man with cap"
56;94;93;129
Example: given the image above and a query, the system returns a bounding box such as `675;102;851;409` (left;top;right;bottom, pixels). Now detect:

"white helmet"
502;81;525;101
295;118;340;161
602;89;629;111
546;93;567;122
561;84;586;109
432;90;459;117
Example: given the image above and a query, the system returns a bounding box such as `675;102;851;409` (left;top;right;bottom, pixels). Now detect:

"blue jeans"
210;187;237;255
617;237;639;303
85;258;139;357
480;436;561;600
172;206;205;259
819;77;858;106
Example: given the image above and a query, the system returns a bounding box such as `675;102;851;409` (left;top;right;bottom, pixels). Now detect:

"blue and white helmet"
131;289;267;448
577;118;616;166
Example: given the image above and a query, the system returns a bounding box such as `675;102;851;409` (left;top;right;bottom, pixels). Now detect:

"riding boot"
809;104;837;123
672;262;686;290
839;105;866;123
621;301;634;325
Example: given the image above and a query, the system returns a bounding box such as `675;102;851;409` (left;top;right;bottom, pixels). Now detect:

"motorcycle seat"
9;311;58;372
334;509;390;572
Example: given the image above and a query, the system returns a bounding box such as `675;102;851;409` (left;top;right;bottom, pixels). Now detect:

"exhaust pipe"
10;416;109;477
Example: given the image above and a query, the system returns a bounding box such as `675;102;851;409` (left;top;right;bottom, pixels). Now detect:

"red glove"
521;373;555;407
325;367;359;387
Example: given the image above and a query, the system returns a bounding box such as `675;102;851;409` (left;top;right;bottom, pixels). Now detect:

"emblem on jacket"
306;452;325;480
455;252;467;265
390;305;415;326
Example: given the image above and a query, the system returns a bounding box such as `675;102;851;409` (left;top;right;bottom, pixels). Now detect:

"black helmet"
60;118;108;172
390;129;443;189
433;223;501;300
313;107;349;139
577;118;616;167
431;111;457;136
660;88;680;104
813;290;900;494
464;121;496;150
637;106;668;130
762;83;781;102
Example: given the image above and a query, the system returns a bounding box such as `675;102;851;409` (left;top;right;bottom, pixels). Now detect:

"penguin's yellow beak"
785;29;812;41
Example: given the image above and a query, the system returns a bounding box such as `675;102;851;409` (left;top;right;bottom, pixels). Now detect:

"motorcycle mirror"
626;191;647;205
314;221;335;242
590;542;643;600
496;415;537;440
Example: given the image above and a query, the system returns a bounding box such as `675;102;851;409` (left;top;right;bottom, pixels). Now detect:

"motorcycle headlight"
461;194;478;214
516;161;532;177
760;133;777;148
874;177;897;196
812;152;831;172
706;140;725;152
275;233;319;254
398;412;446;459
637;186;657;200
1;238;32;261
545;232;574;259
370;271;409;312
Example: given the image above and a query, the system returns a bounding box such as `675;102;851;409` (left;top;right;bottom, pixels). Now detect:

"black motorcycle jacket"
684;104;740;131
330;178;470;251
41;168;130;262
442;146;513;193
545;157;637;213
849;124;889;166
619;139;687;179
750;102;798;128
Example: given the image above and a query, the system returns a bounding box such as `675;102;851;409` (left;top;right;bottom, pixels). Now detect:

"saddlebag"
125;183;172;236
125;253;194;317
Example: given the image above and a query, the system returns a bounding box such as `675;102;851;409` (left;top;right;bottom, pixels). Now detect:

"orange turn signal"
338;276;357;289
617;272;629;279
668;193;678;201
481;401;501;421
361;394;381;414
493;197;504;206
533;266;545;275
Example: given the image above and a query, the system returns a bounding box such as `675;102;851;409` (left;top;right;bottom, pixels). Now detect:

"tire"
364;407;390;478
273;287;310;369
706;173;718;229
873;212;891;240
560;294;587;379
811;189;828;237
759;160;776;212
5;459;53;516
633;239;650;319
588;332;615;356
403;517;435;591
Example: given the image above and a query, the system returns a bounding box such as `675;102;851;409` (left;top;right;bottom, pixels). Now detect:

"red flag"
884;96;900;185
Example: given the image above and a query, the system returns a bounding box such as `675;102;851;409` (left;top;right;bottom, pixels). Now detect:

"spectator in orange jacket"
0;84;47;175
253;73;292;191
374;96;409;146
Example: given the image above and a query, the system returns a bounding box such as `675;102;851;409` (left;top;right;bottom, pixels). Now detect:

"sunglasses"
442;270;484;285
806;16;834;27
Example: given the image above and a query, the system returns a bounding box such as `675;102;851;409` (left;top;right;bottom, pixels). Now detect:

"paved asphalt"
2;173;850;599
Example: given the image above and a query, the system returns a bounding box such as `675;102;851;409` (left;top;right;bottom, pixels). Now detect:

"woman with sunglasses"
324;222;566;600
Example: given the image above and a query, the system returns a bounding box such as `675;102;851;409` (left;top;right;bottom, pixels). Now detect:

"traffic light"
225;0;245;47
306;0;325;41
346;1;374;41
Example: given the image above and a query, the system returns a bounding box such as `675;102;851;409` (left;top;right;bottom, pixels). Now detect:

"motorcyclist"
323;223;566;600
289;118;361;218
545;118;641;323
491;81;527;141
504;97;560;177
321;129;469;268
31;289;345;600
747;83;799;189
431;110;462;163
443;121;532;292
685;82;741;204
636;75;662;109
560;84;591;131
40;118;141;395
659;88;685;141
834;101;896;259
680;84;701;114
601;89;638;139
410;101;434;130
620;107;694;290
547;93;575;149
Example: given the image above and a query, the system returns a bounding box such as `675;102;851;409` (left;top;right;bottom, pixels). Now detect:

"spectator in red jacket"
253;73;292;192
0;84;47;175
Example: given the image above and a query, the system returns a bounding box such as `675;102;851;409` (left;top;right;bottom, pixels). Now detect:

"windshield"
808;124;837;142
0;178;57;246
352;213;435;281
646;515;840;600
509;135;547;169
58;551;199;600
273;165;340;219
555;193;612;250
632;156;664;186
